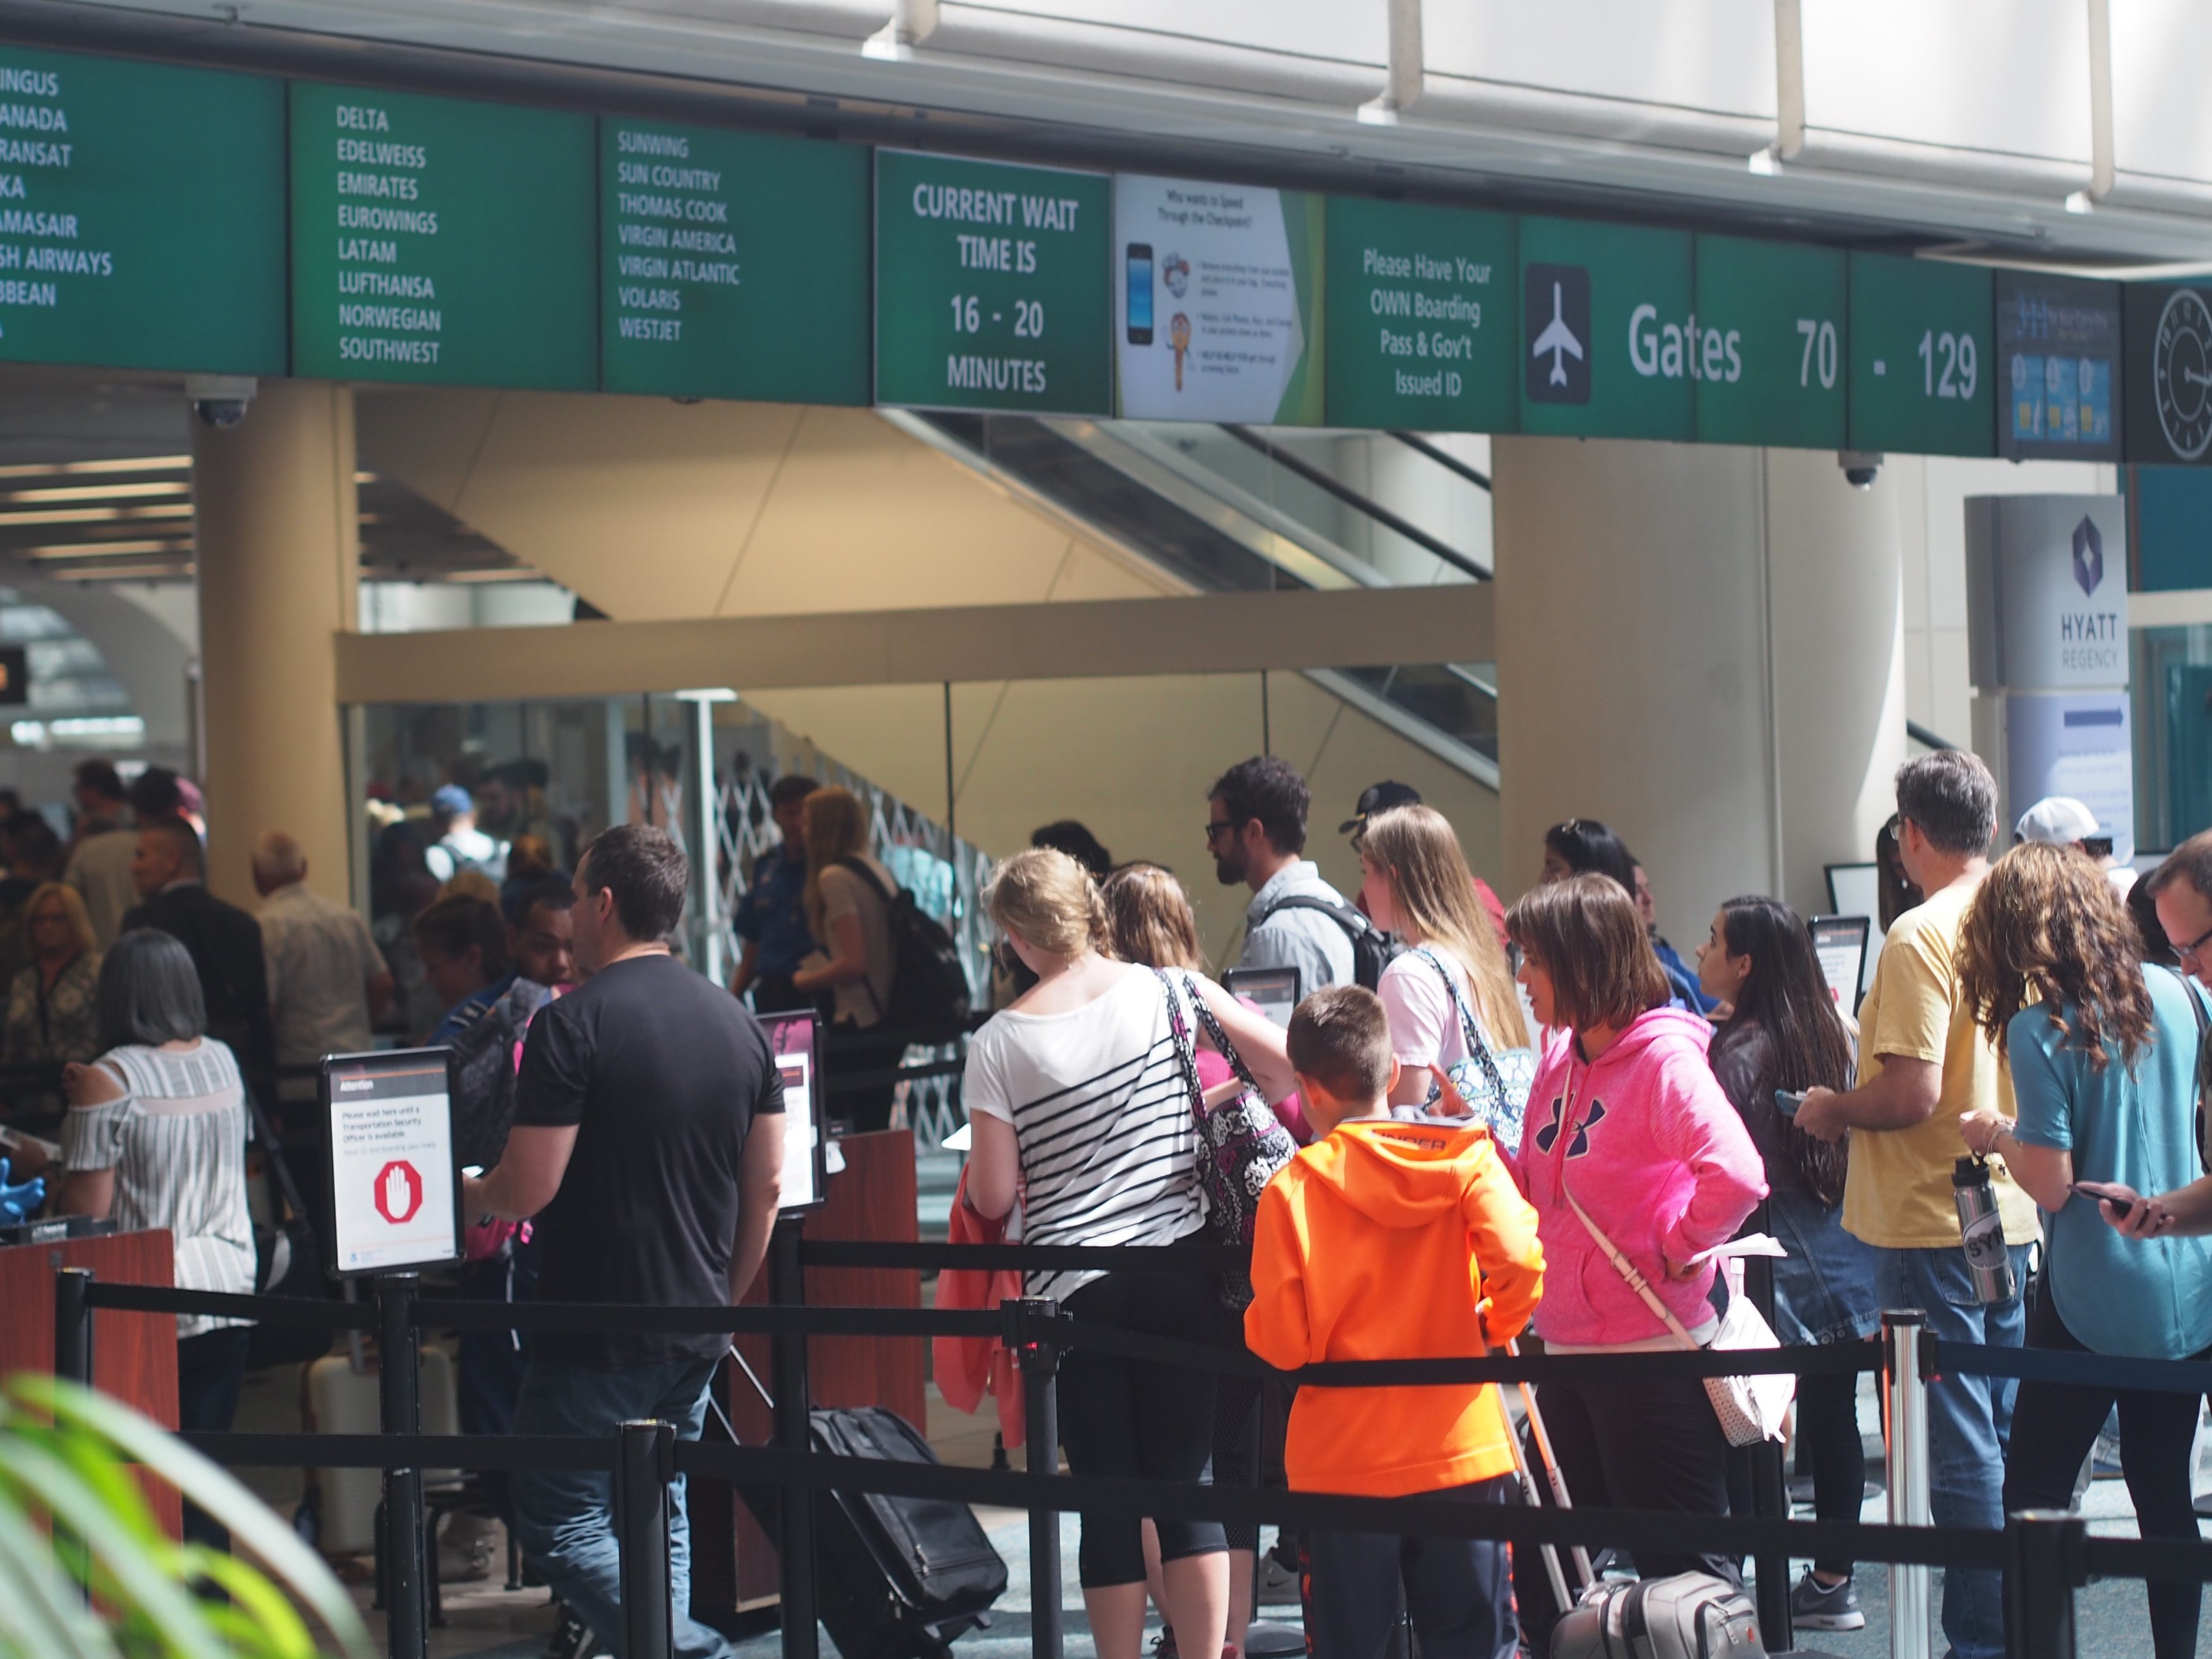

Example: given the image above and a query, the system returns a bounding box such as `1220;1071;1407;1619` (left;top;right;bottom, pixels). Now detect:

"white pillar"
1492;436;1905;940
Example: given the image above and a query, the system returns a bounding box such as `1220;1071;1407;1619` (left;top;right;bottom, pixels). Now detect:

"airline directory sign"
2122;281;2212;465
873;150;1111;416
322;1048;463;1279
1847;252;1995;456
0;49;284;375
1113;173;1325;425
290;83;597;390
1516;217;1694;442
1323;197;1516;432
1692;234;1847;450
601;119;869;405
1995;272;2121;461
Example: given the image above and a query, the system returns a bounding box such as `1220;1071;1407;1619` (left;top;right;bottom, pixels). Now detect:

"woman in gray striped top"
58;928;255;1548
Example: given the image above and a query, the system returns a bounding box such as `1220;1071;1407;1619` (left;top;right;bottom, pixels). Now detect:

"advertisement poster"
1113;174;1322;424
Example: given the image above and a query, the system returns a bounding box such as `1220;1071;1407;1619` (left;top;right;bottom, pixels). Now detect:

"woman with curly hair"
1957;842;2212;1659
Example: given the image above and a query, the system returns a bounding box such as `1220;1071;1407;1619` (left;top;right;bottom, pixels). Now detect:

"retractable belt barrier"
50;1238;2212;1659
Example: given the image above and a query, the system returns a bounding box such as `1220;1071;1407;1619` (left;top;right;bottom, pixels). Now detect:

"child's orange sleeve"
1461;1138;1544;1345
1241;1179;1311;1370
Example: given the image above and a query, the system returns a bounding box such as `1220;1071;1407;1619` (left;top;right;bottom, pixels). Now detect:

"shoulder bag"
1560;1183;1791;1447
1411;945;1536;1148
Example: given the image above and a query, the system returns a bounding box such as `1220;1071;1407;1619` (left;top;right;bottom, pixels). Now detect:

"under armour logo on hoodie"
1532;1096;1606;1158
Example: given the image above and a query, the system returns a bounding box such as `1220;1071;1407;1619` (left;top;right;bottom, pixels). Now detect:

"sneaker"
545;1603;593;1659
1790;1569;1864;1632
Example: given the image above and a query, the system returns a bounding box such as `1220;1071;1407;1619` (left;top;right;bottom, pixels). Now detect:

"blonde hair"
1101;863;1207;972
438;868;500;906
1360;805;1524;1047
252;829;307;884
802;785;872;942
984;847;1106;959
23;880;95;959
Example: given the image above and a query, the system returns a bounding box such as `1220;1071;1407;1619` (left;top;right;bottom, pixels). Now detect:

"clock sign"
2154;288;2212;460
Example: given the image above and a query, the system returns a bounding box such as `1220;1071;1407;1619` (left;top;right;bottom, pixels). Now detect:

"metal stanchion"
2002;1511;2084;1659
1012;1297;1065;1659
769;1215;818;1659
53;1266;93;1386
377;1272;428;1659
1742;1217;1797;1655
1884;1310;1932;1659
616;1420;678;1659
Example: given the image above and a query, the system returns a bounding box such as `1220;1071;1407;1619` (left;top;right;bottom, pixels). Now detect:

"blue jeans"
1875;1243;2030;1659
510;1356;732;1659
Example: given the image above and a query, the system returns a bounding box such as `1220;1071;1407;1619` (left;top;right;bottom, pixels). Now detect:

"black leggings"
1797;1368;1868;1576
2003;1292;2207;1659
1057;1269;1229;1588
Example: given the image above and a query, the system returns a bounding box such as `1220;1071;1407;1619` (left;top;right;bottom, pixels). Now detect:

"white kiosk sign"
323;1049;463;1277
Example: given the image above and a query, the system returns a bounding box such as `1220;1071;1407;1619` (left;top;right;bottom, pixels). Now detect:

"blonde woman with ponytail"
962;847;1293;1659
1356;805;1534;1113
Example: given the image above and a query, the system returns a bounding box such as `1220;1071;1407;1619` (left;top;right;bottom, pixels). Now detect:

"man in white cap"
2013;795;2132;894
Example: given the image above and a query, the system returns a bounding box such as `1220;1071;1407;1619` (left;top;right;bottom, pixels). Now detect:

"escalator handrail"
1218;425;1490;582
1387;430;1492;494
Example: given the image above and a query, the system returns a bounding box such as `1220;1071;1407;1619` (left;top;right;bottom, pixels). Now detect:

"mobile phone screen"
1126;244;1153;342
1773;1089;1806;1118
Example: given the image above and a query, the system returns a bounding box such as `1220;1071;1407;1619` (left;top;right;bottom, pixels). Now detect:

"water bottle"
1953;1155;2019;1303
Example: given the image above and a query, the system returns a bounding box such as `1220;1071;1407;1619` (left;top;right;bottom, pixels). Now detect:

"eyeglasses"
1203;820;1237;843
2177;918;2212;964
1885;817;1907;846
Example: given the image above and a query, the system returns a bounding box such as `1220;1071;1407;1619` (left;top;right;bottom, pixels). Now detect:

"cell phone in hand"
1774;1089;1808;1118
2069;1179;2136;1208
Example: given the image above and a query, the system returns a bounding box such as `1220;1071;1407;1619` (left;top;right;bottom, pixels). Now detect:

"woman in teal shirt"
1959;843;2212;1659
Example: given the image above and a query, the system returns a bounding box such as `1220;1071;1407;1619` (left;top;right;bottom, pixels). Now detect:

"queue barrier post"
1741;1217;1794;1653
1884;1309;1933;1659
769;1215;819;1659
377;1272;429;1659
2002;1510;2084;1659
616;1420;678;1659
53;1265;93;1387
1010;1297;1066;1659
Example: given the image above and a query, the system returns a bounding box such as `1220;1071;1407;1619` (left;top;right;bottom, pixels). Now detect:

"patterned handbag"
1153;969;1298;1295
1413;946;1537;1150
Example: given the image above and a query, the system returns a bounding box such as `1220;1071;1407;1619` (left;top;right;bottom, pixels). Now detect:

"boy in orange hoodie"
1244;986;1544;1659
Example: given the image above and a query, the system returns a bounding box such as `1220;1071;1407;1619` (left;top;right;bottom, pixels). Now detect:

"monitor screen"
763;1011;829;1212
322;1048;462;1279
1809;915;1871;1015
1223;966;1301;1030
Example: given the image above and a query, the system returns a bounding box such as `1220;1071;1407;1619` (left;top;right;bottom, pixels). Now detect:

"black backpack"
837;857;973;1039
1252;894;1402;991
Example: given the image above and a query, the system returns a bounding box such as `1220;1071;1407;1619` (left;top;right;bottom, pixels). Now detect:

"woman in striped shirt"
58;927;255;1548
964;848;1295;1659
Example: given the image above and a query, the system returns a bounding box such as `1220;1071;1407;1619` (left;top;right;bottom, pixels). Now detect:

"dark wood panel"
0;1229;183;1538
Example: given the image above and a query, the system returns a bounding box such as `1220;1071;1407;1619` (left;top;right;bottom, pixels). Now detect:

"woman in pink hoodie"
1502;873;1767;1651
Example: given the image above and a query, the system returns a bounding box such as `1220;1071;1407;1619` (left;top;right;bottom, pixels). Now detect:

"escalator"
890;411;1500;786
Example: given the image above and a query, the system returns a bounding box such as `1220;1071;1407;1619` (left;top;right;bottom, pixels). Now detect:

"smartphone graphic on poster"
1126;243;1153;344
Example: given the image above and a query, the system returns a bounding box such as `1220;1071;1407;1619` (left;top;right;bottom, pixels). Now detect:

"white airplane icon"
1531;281;1583;386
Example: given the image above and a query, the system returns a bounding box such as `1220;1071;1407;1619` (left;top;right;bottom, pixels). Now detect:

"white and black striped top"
963;966;1205;1304
59;1040;255;1338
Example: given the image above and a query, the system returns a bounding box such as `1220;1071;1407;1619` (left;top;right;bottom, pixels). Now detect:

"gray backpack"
1549;1572;1765;1659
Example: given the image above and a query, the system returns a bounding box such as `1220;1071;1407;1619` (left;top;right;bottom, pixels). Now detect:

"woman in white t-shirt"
963;848;1294;1659
791;785;902;1131
1358;805;1532;1115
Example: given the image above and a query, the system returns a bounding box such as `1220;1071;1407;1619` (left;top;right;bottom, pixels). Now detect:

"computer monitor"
763;1010;830;1213
1223;965;1301;1030
1808;915;1872;1015
321;1048;463;1279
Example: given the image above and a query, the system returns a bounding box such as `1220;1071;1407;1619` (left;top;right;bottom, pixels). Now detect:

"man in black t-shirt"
465;825;783;1659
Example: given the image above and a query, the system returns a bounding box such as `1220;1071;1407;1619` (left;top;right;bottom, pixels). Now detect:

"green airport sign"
874;150;1111;415
0;47;284;374
1324;197;1516;432
1694;234;1847;450
600;119;869;405
1517;217;1694;441
1847;252;1995;456
291;83;597;390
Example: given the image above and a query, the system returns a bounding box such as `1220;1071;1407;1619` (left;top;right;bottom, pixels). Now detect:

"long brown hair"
1960;842;2153;1071
1505;873;1670;1033
1361;805;1524;1045
1100;863;1207;972
801;785;871;943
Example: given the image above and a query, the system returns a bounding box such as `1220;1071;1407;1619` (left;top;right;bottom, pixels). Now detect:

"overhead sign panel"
1995;272;2121;461
1516;217;1694;441
1114;174;1324;425
874;150;1110;416
1693;234;1847;450
291;83;596;390
600;119;868;405
1323;198;1515;433
1847;253;1995;456
2123;281;2212;465
0;49;284;374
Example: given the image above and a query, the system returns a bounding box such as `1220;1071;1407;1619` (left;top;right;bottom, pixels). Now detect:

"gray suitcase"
1548;1571;1765;1659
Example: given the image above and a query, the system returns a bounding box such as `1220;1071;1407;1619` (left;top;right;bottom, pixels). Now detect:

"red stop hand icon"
373;1160;423;1225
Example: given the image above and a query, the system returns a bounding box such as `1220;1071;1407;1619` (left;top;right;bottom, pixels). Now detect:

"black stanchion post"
616;1420;678;1659
1742;1207;1796;1653
2003;1510;2084;1659
1012;1296;1065;1659
53;1266;94;1387
377;1272;428;1659
769;1214;818;1659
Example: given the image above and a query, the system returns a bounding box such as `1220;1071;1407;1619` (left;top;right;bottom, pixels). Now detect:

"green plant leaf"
178;1547;320;1659
18;1420;162;1549
0;1493;116;1659
13;1376;370;1659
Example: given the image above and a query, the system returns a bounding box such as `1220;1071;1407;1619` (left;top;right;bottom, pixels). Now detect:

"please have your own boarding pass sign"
322;1048;464;1279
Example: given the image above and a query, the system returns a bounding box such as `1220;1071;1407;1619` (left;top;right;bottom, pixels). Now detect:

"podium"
691;1127;925;1620
0;1227;183;1537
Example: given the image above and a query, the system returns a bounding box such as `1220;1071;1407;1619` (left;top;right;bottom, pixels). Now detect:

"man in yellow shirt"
1798;750;2033;1659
